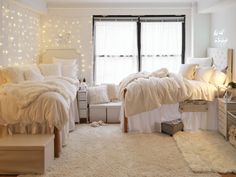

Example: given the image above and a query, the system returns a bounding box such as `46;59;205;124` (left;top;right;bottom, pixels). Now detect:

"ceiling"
45;0;198;8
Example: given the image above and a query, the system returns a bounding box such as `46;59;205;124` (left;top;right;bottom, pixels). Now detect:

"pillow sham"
178;64;198;80
186;57;213;67
195;67;214;83
39;63;62;77
210;70;227;85
24;68;44;81
1;66;25;83
88;85;110;104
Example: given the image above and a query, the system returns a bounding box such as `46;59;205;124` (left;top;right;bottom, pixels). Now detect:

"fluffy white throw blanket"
119;68;193;117
0;77;79;129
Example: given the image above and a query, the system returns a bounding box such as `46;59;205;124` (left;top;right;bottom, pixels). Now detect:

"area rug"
174;130;236;173
19;125;219;177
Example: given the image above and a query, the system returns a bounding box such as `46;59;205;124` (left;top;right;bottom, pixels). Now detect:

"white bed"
0;49;80;157
120;48;233;133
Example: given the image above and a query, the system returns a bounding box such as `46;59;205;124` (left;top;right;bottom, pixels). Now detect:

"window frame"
92;15;186;83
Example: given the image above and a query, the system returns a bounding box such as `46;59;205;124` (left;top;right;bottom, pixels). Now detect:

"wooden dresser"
218;98;236;139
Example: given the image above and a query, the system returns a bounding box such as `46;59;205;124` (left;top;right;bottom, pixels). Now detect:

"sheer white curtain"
141;22;182;73
95;21;138;85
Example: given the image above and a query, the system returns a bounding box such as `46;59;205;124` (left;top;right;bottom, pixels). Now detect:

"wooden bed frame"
123;48;234;133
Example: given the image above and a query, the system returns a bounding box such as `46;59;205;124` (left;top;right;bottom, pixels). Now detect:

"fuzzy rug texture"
174;130;236;173
19;125;220;177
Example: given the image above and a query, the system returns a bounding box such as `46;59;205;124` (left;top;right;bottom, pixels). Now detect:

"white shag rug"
174;130;236;173
19;125;219;177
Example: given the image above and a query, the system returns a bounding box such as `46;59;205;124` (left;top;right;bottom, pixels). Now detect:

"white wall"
191;3;210;57
44;7;192;84
210;3;236;81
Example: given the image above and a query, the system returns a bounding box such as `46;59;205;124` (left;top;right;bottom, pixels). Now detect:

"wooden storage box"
179;100;208;112
0;134;54;174
161;119;184;136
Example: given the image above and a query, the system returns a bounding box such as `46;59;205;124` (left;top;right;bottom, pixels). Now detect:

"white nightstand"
77;90;88;123
218;98;236;139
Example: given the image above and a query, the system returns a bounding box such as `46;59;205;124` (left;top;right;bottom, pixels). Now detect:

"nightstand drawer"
79;101;87;109
79;109;88;118
218;110;227;121
78;92;87;100
218;102;226;112
218;123;227;137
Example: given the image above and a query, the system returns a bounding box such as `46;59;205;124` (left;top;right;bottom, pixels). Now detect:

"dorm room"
0;0;236;177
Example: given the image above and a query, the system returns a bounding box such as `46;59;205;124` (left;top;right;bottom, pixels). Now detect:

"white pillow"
61;64;78;79
210;70;227;85
178;64;198;80
1;66;25;83
53;58;77;65
24;68;44;81
186;57;213;67
102;84;119;101
195;67;214;83
39;64;62;77
88;85;110;104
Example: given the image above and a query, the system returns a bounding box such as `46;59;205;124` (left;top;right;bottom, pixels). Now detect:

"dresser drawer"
218;123;227;137
227;103;236;111
78;92;87;100
79;101;87;109
218;110;227;121
218;101;226;113
79;109;88;118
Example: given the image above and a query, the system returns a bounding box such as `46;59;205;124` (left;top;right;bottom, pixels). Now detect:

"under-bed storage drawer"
179;100;208;112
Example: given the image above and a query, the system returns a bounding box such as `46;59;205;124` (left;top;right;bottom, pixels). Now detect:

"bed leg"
54;128;61;158
124;116;128;133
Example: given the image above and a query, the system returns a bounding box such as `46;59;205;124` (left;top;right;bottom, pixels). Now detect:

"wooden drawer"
79;109;88;118
78;92;87;100
79;101;87;109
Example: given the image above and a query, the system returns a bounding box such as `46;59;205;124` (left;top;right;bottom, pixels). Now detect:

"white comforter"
119;71;217;117
0;77;79;130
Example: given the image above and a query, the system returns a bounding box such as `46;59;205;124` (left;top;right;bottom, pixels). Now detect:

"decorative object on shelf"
79;78;87;91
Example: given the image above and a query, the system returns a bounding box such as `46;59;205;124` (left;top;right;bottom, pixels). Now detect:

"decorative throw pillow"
1;66;25;83
210;70;227;85
102;84;119;101
39;63;62;77
24;68;44;81
186;57;213;67
195;67;214;83
178;64;198;80
88;85;110;104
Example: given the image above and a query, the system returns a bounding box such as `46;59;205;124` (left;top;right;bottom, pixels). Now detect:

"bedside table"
218;98;236;139
77;90;88;123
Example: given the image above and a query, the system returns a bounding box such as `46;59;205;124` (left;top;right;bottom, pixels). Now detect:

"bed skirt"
121;99;218;133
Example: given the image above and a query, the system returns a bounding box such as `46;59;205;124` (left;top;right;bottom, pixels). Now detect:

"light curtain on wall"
95;21;138;84
141;22;182;72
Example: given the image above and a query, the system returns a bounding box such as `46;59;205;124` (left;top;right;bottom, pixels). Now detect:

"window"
93;16;185;84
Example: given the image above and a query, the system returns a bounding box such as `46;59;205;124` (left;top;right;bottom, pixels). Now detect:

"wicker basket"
161;119;184;136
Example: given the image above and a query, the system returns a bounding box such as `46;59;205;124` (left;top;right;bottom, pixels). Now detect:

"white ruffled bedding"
0;76;79;131
119;71;217;117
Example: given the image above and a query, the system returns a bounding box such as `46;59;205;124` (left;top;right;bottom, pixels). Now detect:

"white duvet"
0;76;79;130
119;71;217;117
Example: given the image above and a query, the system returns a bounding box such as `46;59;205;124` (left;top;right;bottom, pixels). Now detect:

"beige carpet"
174;130;236;174
20;125;219;177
